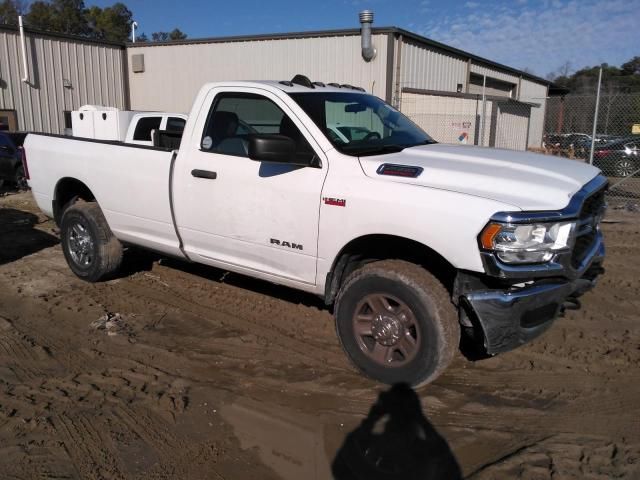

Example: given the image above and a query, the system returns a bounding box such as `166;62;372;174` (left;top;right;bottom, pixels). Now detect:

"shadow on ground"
0;208;58;265
157;256;327;310
332;383;462;480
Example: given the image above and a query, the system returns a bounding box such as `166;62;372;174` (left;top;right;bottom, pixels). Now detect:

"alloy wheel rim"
352;293;420;367
616;160;635;177
67;221;95;267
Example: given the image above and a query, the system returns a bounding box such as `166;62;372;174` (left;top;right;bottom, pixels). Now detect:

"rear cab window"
133;116;162;141
167;117;186;132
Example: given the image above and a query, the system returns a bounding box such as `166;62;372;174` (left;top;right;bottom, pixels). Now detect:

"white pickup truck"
24;75;607;386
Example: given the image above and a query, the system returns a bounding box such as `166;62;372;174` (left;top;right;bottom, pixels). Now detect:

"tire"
14;165;28;190
335;260;460;387
60;202;123;282
614;158;636;178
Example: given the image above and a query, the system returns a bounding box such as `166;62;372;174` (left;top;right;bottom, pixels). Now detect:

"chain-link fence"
543;92;640;205
400;91;536;152
400;82;640;207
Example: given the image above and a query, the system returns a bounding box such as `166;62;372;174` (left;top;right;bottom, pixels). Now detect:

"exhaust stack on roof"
359;10;377;62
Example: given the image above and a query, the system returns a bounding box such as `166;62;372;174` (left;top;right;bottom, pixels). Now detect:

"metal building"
0;24;127;133
1;13;551;149
126;14;551;149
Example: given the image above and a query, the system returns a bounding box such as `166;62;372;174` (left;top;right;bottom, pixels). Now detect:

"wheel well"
324;234;457;305
53;177;96;225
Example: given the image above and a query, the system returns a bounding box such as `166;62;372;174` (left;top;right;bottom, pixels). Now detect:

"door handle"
191;169;217;179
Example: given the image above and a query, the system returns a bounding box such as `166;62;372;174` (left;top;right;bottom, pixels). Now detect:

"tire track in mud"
0;308;210;479
105;272;350;373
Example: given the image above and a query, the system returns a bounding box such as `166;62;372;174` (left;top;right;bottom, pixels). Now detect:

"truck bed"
25;133;183;257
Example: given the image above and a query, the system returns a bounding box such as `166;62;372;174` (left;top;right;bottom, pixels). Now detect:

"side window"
133;116;162;141
201;92;316;162
63;111;72;129
167;117;186;132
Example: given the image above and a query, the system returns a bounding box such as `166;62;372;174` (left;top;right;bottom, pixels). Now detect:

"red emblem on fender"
323;197;346;207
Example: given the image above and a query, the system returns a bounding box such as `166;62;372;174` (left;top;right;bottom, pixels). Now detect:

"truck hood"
358;144;602;211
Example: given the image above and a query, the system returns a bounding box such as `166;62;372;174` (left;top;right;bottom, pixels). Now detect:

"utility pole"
589;67;603;165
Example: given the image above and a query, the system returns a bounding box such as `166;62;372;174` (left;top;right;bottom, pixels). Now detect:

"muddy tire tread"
335;259;460;387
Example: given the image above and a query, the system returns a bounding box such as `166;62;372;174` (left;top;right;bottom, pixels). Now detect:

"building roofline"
0;23;125;48
0;23;550;85
402;87;541;107
126;26;550;86
389;27;551;86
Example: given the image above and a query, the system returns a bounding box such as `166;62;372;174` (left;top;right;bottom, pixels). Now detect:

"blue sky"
88;0;639;77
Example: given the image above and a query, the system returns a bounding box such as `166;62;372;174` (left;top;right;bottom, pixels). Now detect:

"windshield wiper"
352;144;407;157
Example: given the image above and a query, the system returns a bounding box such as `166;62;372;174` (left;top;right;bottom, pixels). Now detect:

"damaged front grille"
571;186;606;268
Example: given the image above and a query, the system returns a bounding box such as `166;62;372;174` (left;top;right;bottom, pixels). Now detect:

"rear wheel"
335;260;459;387
60;202;123;282
14;165;28;190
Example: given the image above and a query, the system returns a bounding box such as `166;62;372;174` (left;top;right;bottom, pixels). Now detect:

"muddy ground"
0;189;638;479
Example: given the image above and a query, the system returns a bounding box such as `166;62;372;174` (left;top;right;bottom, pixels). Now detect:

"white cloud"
418;0;640;76
464;1;479;7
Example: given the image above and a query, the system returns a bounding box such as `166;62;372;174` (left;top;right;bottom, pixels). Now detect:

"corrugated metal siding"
399;40;467;93
470;63;519;85
494;102;530;150
0;29;126;133
519;79;548;148
468;82;513;97
401;92;532;151
127;34;388;112
401;92;485;146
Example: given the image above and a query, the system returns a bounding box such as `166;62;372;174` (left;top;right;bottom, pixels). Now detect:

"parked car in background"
593;136;640;177
0;131;28;189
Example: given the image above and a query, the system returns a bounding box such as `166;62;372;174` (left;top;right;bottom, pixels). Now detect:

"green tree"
24;1;56;30
0;0;27;25
621;56;640;76
86;2;132;42
168;28;186;40
26;0;88;35
18;0;187;44
550;57;640;94
151;28;187;42
151;31;168;42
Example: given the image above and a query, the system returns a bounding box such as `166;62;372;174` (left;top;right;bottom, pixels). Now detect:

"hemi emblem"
377;164;423;178
323;197;346;207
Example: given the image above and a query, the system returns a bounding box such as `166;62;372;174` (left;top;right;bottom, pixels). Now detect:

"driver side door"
173;87;327;286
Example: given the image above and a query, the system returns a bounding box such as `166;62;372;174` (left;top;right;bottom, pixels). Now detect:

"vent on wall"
132;54;145;73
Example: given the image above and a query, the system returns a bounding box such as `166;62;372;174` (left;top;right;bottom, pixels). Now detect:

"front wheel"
335;260;460;387
60;202;123;282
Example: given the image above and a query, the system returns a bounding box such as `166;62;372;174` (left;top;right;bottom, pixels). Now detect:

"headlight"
480;221;576;264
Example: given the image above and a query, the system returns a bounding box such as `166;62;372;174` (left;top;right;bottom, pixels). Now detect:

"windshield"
289;92;436;156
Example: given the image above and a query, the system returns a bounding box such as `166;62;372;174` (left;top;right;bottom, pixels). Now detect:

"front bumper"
462;242;604;355
464;175;607;355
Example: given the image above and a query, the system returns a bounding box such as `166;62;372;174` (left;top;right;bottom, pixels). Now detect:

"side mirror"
248;134;299;164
